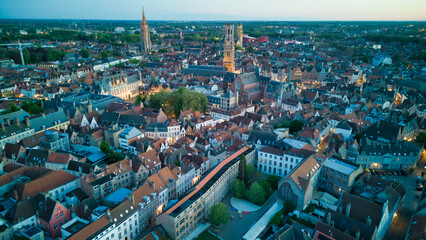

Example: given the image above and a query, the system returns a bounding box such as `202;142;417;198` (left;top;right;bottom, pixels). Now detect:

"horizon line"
1;18;425;22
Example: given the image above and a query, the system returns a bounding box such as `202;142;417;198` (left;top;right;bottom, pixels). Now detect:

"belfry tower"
236;23;243;48
224;23;235;72
140;8;152;53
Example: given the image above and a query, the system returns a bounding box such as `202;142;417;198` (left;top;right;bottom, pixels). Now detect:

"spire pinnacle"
142;7;146;25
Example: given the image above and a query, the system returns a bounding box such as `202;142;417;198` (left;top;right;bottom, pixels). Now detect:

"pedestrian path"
241;201;283;240
187;223;210;240
230;197;262;212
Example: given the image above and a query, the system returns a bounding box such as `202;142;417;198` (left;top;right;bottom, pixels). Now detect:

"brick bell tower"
224;23;235;72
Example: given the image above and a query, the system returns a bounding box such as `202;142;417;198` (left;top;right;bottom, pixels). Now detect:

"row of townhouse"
67;199;139;240
80;159;147;201
157;147;248;240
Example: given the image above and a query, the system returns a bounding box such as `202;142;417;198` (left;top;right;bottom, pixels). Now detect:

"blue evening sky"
0;0;425;21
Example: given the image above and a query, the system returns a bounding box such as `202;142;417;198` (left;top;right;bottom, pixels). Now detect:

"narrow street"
384;151;426;240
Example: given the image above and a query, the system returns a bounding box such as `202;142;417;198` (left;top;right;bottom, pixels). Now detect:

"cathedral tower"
224;23;235;72
140;8;152;53
236;23;243;48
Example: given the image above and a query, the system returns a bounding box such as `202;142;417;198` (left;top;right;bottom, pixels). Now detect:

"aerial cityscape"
0;1;425;240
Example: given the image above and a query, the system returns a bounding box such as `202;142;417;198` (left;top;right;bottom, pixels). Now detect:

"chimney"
356;230;360;240
366;216;372;226
150;181;156;191
129;193;134;204
346;203;351;217
6;118;10;126
326;212;331;224
106;209;112;221
84;204;88;212
42;113;45;118
15;117;20;124
25;116;30;126
1;122;4;130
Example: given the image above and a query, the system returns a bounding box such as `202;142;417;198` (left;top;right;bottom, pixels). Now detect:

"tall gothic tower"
236;23;243;48
224;23;235;72
140;8;152;53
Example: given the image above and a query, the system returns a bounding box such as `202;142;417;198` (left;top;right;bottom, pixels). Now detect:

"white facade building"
258;146;310;177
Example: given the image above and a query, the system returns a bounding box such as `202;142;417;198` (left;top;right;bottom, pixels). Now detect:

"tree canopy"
246;182;265;206
22;101;43;114
100;141;124;164
148;88;207;117
274;120;304;134
238;155;247;183
209;202;229;225
100;141;111;154
232;179;246;198
80;48;90;58
415;132;426;147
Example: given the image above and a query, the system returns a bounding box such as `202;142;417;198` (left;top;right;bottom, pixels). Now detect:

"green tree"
274;120;304;134
112;50;122;57
269;209;283;225
232;179;246;198
267;175;281;190
258;179;272;198
148;88;207;117
246;164;257;181
248;46;253;53
208;202;229;225
81;48;90;58
8;103;19;112
129;58;140;64
148;91;169;109
283;200;296;215
415;132;426;147
108;151;124;164
238;155;247;183
101;51;109;59
139;61;147;68
246;182;265;205
135;95;143;105
100;141;111;154
22;101;43;114
289;120;304;134
360;55;369;63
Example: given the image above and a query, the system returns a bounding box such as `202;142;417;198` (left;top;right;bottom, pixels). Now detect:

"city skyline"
1;0;426;21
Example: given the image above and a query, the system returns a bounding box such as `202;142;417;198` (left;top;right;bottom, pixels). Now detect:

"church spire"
142;7;146;25
140;7;152;53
